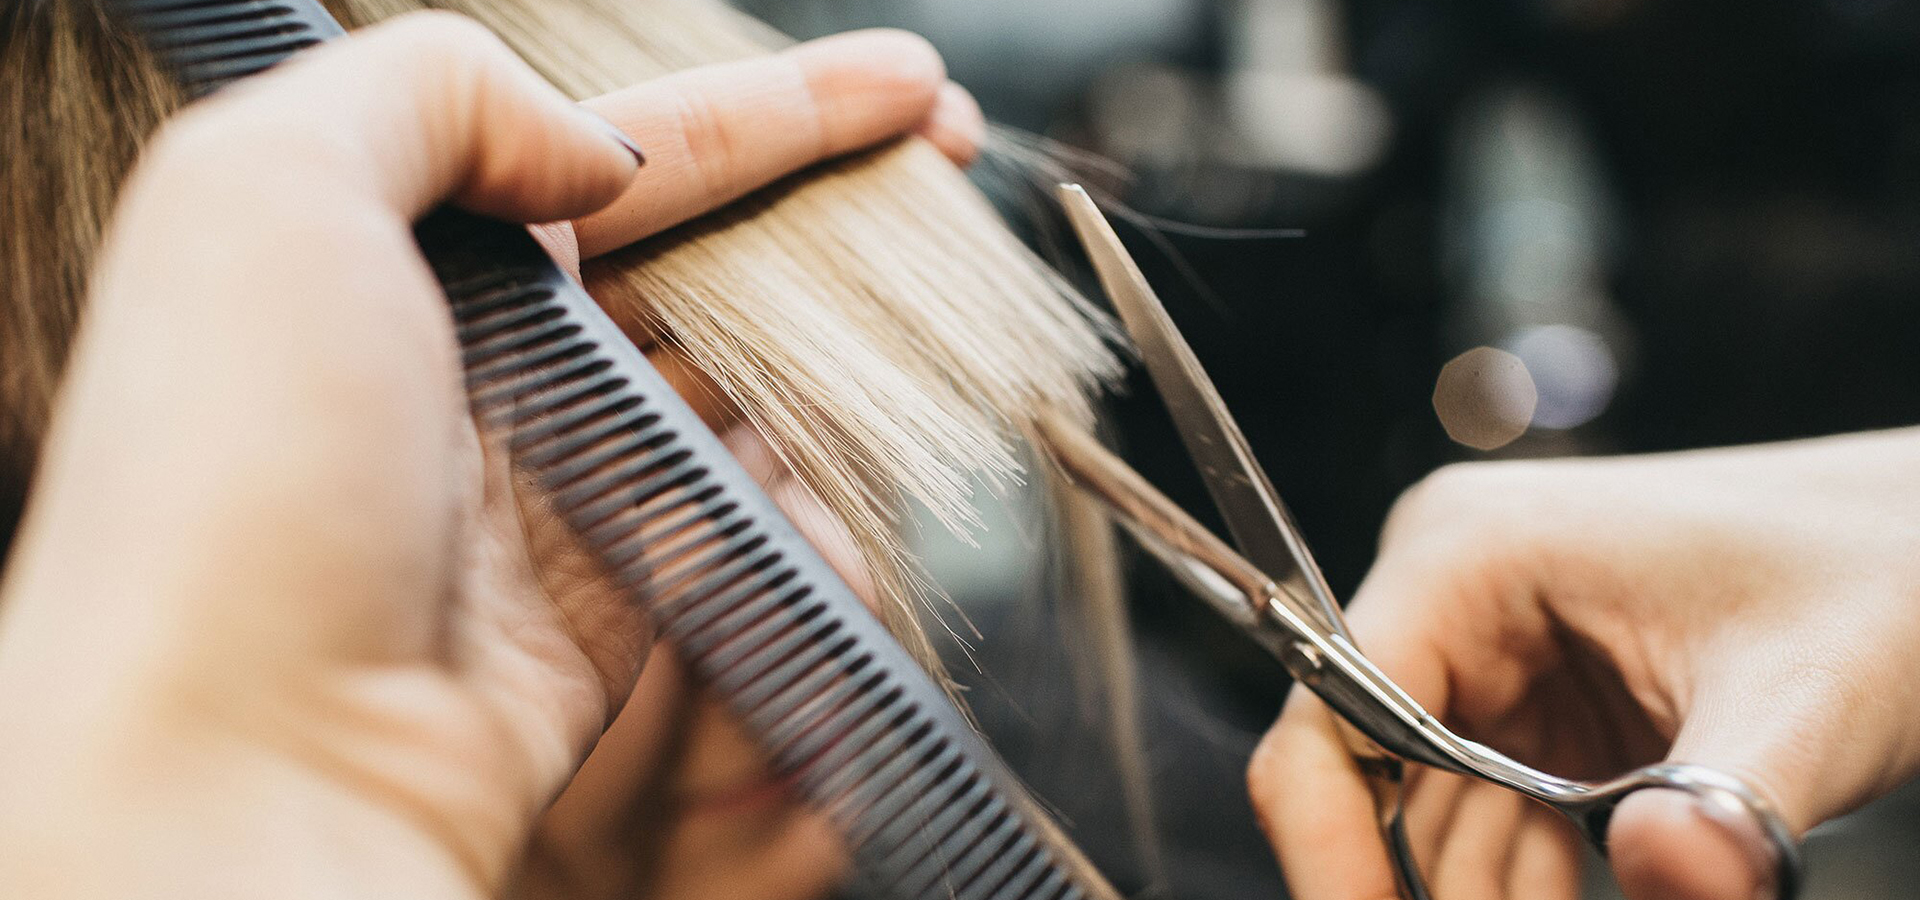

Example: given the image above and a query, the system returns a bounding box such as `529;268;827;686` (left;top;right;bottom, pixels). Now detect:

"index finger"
572;29;961;259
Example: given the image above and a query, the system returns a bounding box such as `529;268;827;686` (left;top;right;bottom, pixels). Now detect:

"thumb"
1609;785;1792;900
155;10;643;224
1610;679;1820;900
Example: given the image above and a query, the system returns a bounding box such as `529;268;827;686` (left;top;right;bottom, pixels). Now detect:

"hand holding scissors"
1038;185;1845;900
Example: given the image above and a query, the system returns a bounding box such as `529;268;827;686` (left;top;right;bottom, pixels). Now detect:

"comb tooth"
940;813;1033;900
122;0;342;96
462;322;582;370
834;728;942;844
469;339;601;391
554;447;692;518
957;831;1047;900
471;356;611;411
910;775;1005;877
130;0;257;17
447;270;540;310
798;706;921;822
445;267;539;305
541;427;677;491
505;392;640;454
639;531;765;608
720;636;860;731
681;582;818;667
175;41;319;87
678;582;826;672
755;670;874;764
598;503;740;592
816;716;931;815
572;464;712;532
665;540;784;609
587;491;733;568
949;830;1040;900
759;662;883;746
863;751;976;868
485;374;624;431
735;627;857;717
1022;863;1079;900
159;19;301;55
454;297;562;346
468;343;599;403
844;736;957;846
811;707;923;812
671;564;801;641
783;685;902;774
764;673;885;772
983;838;1059;900
904;796;1021;899
139;2;295;41
126;0;284;13
510;400;647;464
715;609;860;708
889;774;997;886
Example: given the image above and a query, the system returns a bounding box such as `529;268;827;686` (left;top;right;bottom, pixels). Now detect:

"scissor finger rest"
1270;592;1805;898
1566;764;1803;897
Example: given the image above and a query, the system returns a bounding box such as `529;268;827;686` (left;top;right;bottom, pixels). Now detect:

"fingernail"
913;81;987;167
1684;793;1780;900
581;108;646;167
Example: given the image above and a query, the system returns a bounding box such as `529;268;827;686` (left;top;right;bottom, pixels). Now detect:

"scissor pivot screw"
1284;641;1326;684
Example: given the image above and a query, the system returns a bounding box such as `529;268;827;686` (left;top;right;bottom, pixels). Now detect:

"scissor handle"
1339;709;1804;900
1033;419;1804;898
1292;620;1804;899
1564;763;1804;897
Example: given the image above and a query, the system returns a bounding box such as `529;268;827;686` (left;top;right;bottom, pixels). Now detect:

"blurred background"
728;0;1920;897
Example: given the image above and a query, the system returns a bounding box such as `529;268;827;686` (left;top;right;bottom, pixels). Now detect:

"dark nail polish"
584;109;646;166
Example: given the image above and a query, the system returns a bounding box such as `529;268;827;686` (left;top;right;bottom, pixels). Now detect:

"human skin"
0;13;980;900
1248;427;1920;900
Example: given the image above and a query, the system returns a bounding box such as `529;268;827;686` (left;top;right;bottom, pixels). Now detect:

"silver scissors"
1037;183;1803;900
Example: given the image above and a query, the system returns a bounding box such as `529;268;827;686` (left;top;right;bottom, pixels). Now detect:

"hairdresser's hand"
1248;429;1920;900
549;28;983;266
0;13;975;900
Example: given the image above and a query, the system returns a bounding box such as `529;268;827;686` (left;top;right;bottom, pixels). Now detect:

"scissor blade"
1056;183;1350;640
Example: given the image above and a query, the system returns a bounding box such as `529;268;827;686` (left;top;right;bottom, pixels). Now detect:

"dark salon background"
737;0;1920;898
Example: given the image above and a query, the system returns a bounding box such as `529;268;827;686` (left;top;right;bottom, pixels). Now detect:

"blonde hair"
1;0;1156;888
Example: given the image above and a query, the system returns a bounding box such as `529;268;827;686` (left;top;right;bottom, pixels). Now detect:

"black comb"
112;4;1123;900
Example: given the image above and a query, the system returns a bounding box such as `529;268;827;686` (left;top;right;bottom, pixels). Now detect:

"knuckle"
1245;697;1308;800
1389;462;1495;532
138;107;295;201
141;93;358;210
369;13;532;166
381;9;502;60
853;28;945;86
376;12;513;101
141;109;232;173
668;85;739;205
1388;459;1558;535
1246;733;1282;797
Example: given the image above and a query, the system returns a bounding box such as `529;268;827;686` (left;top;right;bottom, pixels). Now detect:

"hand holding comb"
111;4;1126;899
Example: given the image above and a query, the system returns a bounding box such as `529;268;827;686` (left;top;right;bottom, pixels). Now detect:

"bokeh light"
1433;346;1538;450
1504;323;1618;430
